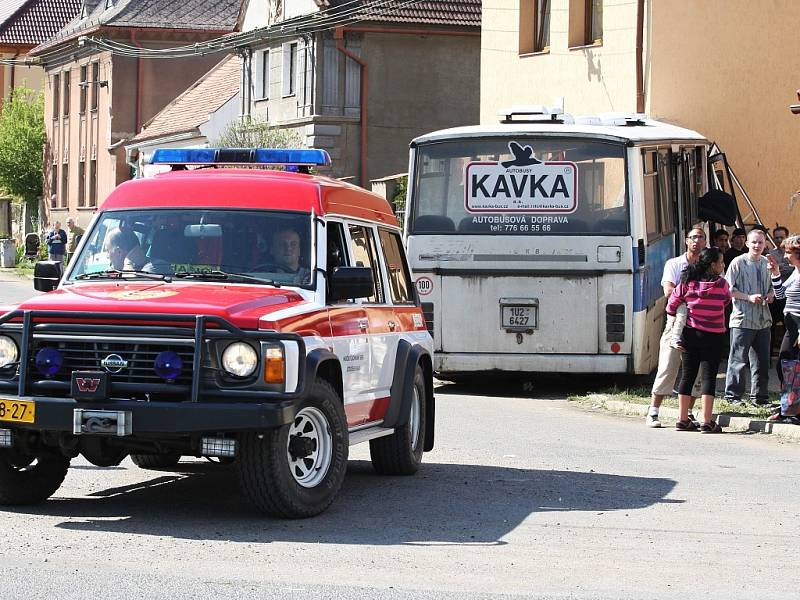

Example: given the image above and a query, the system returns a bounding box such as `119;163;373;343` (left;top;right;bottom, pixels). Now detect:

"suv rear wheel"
370;365;426;475
0;450;70;505
237;378;348;518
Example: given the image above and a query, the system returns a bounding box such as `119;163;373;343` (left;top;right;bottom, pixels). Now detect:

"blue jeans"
725;327;771;402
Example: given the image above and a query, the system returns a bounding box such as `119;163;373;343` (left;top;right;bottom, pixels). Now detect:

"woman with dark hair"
768;235;800;424
667;247;732;432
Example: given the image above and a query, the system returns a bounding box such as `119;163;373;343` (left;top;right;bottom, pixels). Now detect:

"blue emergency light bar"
150;147;331;167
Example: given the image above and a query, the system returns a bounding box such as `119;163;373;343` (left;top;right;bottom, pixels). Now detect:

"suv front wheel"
237;378;348;518
370;365;426;475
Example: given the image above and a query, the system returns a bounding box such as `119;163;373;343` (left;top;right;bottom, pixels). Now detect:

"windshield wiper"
172;270;279;286
76;269;171;282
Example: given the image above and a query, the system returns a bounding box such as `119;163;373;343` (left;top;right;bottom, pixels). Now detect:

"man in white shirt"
646;227;706;428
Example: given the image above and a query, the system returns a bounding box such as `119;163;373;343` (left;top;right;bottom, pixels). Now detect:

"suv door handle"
358;318;368;331
388;320;396;331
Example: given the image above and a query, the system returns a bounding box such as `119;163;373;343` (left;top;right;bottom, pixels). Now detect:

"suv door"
347;223;392;424
325;221;372;416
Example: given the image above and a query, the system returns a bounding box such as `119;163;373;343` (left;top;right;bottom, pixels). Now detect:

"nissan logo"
101;354;128;373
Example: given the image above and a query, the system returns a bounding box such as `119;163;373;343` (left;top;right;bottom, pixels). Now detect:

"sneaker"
645;413;662;428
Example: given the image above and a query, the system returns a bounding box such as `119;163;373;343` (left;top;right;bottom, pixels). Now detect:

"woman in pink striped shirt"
667;247;732;432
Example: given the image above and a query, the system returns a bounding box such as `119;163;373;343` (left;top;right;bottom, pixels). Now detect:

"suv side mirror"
327;266;374;302
34;261;63;292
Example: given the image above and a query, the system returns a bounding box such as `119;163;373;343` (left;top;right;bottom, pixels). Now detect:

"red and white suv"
0;148;434;518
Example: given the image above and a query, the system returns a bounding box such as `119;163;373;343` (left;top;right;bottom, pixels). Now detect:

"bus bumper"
435;352;631;375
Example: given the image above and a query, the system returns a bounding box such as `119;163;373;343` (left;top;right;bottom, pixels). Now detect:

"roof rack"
499;104;567;124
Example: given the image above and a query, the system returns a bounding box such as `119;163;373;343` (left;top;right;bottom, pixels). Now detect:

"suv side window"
378;229;414;304
348;224;383;303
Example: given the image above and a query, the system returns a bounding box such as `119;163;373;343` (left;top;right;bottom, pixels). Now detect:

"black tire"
237;378;348;518
370;365;426;475
0;450;70;505
130;453;181;469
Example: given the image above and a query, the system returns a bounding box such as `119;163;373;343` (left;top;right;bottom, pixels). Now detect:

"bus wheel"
370;365;426;475
237;378;348;518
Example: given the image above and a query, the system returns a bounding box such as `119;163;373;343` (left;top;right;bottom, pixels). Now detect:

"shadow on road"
435;372;653;399
6;460;677;544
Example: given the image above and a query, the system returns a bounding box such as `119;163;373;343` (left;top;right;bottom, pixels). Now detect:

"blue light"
154;351;183;381
150;147;331;167
253;149;331;166
35;347;63;377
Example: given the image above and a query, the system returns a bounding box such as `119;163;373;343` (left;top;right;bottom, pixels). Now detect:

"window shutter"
254;50;264;99
262;50;270;99
297;41;306;105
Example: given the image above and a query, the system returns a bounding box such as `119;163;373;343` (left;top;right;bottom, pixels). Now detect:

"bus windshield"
410;137;628;236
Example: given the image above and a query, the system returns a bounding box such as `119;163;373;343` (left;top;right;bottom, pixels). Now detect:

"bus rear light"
606;304;625;343
421;302;434;336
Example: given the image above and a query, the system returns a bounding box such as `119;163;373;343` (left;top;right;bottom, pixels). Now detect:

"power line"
81;0;426;59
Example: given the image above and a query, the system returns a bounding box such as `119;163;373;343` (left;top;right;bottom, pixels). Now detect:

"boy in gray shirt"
724;229;774;404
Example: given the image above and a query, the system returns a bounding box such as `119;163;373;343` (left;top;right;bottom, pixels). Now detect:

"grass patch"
570;385;775;419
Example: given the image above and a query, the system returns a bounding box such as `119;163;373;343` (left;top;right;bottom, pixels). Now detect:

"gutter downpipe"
9;50;20;89
635;0;645;113
131;30;144;133
334;26;368;186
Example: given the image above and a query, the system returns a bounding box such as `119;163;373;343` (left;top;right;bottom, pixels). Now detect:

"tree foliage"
212;115;301;149
0;88;45;210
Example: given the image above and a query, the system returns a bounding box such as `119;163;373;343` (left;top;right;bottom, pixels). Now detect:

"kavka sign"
465;142;578;213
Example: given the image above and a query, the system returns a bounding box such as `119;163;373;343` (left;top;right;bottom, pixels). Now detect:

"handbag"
779;358;800;416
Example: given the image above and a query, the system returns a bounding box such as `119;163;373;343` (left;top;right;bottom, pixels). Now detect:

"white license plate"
502;305;537;329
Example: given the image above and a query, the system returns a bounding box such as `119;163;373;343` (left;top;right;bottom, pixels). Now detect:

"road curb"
591;397;800;442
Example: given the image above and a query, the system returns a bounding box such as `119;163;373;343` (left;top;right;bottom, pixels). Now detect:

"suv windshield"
410;137;628;235
68;209;312;286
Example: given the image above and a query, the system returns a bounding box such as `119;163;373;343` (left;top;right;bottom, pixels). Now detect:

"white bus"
404;111;720;377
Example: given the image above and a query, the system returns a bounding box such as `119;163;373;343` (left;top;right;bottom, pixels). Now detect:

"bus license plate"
502;306;537;329
0;399;35;424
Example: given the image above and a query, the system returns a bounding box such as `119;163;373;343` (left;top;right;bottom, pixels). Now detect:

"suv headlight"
0;336;18;369
221;342;258;378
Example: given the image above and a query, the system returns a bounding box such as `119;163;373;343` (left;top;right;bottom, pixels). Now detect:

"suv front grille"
29;338;195;387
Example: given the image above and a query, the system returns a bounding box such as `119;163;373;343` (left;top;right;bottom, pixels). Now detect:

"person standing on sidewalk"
768;236;800;384
768;226;792;351
645;227;706;428
724;227;747;270
724;229;773;405
65;217;84;264
45;221;67;263
668;247;731;433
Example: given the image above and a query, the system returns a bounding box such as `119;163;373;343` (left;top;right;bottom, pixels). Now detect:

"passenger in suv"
0;148;435;518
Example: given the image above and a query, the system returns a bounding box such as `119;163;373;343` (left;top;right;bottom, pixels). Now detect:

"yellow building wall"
648;0;800;233
480;0;640;124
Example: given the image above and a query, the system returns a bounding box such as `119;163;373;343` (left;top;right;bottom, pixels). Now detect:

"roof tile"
327;0;481;27
0;0;81;46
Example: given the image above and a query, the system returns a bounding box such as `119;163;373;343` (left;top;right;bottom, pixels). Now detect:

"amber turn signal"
263;347;285;384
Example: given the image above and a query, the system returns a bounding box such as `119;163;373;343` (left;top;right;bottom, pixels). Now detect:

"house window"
90;62;99;111
568;0;602;47
61;161;69;208
50;165;58;209
89;159;97;207
78;161;86;207
586;0;602;45
79;65;87;114
52;73;60;119
282;42;298;97
255;49;270;99
519;0;550;54
62;70;70;117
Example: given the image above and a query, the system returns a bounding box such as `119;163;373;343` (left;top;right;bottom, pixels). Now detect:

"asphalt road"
0;275;798;599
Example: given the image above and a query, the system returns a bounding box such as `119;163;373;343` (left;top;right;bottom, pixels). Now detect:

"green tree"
212;115;301;149
0;88;45;223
